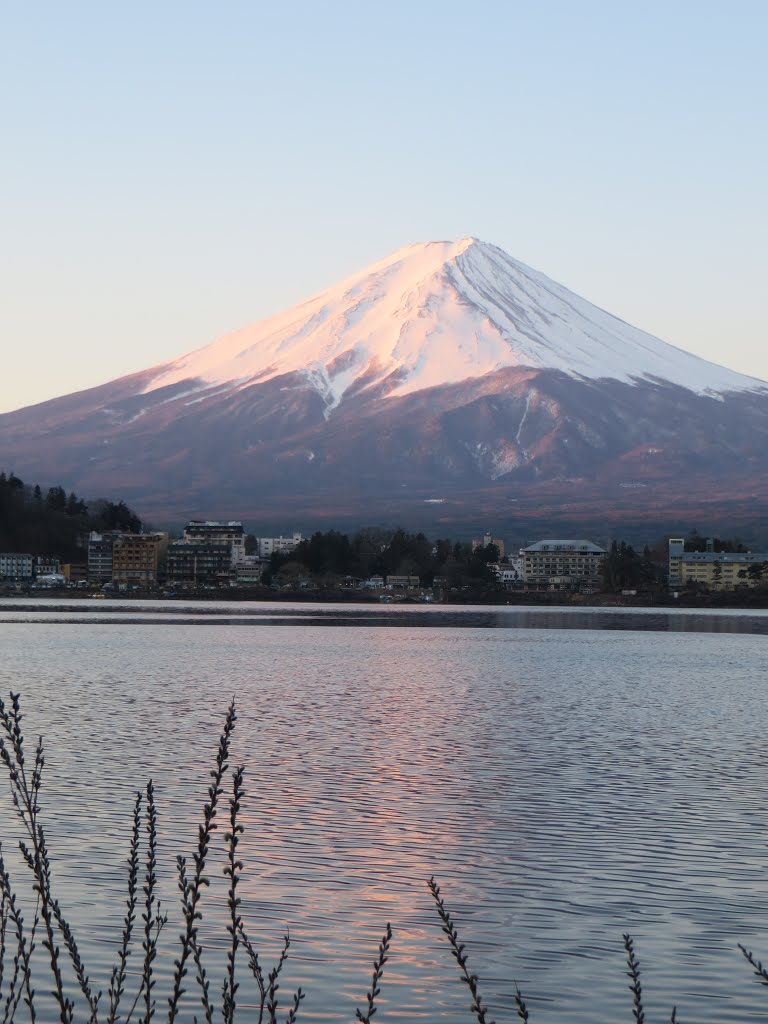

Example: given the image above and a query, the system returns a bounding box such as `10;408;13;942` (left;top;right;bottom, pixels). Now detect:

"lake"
1;600;767;1023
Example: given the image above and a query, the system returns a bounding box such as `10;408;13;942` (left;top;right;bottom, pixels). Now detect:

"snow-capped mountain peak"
143;237;765;411
4;237;768;527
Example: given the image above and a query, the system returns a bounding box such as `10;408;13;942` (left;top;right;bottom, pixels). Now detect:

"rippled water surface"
2;601;768;1023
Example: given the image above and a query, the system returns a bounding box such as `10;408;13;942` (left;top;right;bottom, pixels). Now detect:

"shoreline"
3;586;768;610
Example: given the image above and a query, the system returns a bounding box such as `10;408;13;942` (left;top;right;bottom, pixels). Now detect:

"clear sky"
1;0;766;414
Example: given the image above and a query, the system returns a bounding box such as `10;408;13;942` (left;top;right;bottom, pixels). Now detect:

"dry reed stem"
223;765;245;1024
623;934;644;1024
107;790;141;1024
428;876;496;1024
167;700;236;1024
356;922;392;1024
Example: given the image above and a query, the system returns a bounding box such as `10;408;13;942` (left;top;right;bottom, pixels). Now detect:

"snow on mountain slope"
144;237;766;411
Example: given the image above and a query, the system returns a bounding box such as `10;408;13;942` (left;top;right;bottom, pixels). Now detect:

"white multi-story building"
256;533;303;559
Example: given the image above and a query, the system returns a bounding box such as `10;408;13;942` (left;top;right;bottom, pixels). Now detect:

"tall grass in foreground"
0;693;763;1022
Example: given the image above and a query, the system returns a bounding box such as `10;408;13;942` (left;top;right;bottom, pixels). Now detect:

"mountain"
3;237;768;534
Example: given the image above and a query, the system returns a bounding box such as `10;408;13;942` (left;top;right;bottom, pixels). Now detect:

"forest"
0;472;142;562
262;528;503;589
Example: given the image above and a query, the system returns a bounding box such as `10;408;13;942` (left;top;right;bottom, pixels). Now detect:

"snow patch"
514;393;532;459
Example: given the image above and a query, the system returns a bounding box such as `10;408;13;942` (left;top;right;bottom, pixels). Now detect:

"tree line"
601;540;665;592
0;471;142;561
263;527;502;589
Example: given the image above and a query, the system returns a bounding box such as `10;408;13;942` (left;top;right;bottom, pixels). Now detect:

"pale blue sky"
1;1;766;413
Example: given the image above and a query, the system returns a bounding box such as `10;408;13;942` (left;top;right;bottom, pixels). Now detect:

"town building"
0;553;34;581
111;533;168;587
668;537;768;590
166;542;234;588
493;564;522;587
256;532;303;559
472;530;505;558
520;539;606;590
34;555;60;577
234;555;263;586
386;574;421;589
88;531;119;583
182;521;246;565
340;576;365;589
61;562;87;584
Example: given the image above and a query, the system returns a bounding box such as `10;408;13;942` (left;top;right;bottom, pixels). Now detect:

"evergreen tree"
46;486;67;512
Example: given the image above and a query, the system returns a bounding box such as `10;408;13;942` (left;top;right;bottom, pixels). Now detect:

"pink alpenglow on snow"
3;236;768;525
144;237;766;415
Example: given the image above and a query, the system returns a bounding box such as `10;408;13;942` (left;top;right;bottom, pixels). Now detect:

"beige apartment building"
111;533;168;586
668;537;768;590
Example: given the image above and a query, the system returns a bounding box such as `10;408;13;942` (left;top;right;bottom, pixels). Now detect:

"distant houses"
83;523;306;590
381;574;421;590
82;523;305;590
3;520;768;596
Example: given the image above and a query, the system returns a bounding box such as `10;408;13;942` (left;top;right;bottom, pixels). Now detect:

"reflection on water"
0;611;766;1022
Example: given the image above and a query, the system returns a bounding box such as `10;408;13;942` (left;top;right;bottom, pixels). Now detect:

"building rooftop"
186;520;243;528
679;551;768;564
521;540;606;554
